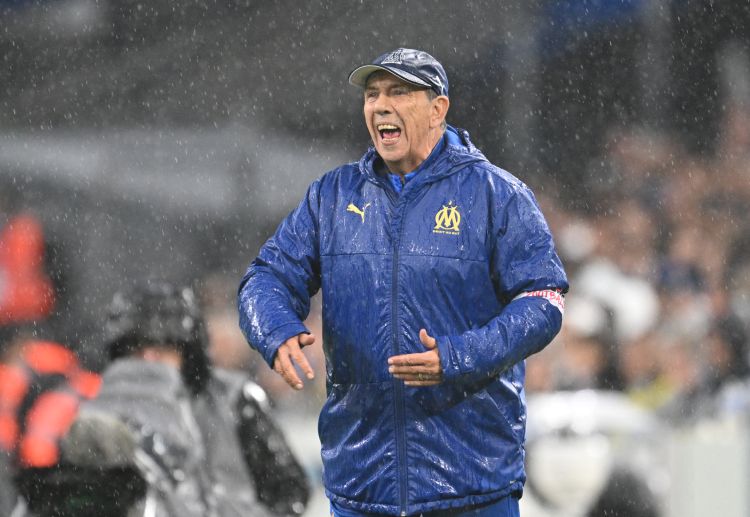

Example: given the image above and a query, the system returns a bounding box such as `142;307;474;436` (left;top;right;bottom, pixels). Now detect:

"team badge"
433;202;461;235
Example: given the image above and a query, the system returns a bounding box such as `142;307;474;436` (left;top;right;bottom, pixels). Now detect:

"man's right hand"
273;333;316;390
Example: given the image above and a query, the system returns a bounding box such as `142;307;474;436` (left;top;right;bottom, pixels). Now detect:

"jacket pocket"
318;382;398;504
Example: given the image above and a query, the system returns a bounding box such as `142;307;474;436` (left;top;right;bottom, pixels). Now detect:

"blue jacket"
238;127;568;516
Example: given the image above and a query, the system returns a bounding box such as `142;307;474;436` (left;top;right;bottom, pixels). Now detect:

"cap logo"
380;49;404;65
430;75;444;94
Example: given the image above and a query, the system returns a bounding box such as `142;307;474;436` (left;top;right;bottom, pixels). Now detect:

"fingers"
388;329;443;386
273;333;316;390
388;351;438;372
419;328;437;349
290;334;315;381
391;366;443;386
274;344;303;390
389;350;442;385
299;332;316;348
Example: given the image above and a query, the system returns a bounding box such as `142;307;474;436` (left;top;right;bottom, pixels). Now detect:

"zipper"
390;192;408;516
375;158;475;515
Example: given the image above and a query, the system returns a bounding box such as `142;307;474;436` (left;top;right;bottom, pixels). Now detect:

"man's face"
363;72;443;174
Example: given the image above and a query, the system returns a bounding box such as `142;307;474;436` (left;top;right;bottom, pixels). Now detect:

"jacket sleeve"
437;183;568;383
238;180;322;367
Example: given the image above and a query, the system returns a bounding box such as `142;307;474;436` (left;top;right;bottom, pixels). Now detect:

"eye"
392;87;409;96
365;91;378;101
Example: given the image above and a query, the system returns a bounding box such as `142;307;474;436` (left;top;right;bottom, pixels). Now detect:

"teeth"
377;124;399;131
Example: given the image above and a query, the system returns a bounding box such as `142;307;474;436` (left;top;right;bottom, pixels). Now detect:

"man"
58;280;309;517
238;48;568;516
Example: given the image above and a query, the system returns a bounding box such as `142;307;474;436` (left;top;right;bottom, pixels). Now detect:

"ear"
430;96;450;129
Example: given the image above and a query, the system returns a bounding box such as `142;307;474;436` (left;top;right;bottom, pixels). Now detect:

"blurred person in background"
200;273;259;373
661;316;750;424
60;280;309;517
653;335;702;414
526;295;621;393
238;48;568;516
598;198;660;281
0;330;110;517
0;184;55;338
719;101;750;164
652;231;713;359
1;183;98;515
522;391;664;517
551;297;622;392
725;232;750;331
617;330;672;411
651;228;750;424
0;321;103;516
584;467;660;517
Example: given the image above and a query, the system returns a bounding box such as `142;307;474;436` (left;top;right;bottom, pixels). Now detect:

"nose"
371;93;391;115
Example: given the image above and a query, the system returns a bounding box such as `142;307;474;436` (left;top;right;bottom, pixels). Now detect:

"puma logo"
346;202;371;222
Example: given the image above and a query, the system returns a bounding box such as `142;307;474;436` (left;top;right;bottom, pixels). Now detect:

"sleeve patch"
513;289;565;314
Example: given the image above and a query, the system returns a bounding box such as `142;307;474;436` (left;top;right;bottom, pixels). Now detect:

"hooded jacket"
238;126;568;515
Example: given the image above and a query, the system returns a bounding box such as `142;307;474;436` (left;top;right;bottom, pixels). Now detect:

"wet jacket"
238;127;568;515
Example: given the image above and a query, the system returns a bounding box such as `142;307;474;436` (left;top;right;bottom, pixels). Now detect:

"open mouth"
377;123;401;143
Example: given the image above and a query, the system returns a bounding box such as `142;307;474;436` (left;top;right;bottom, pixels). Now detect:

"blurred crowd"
526;102;750;426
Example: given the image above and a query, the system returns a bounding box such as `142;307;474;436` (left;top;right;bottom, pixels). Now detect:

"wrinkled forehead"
364;70;419;90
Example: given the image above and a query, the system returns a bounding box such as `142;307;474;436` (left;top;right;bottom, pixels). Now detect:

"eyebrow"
364;83;422;93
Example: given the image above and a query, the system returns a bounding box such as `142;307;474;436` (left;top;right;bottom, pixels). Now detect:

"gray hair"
425;89;448;130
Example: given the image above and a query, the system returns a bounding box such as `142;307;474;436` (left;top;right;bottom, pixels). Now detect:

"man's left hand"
388;329;443;386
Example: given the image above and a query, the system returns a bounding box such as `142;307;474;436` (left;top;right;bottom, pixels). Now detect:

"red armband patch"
513;289;565;314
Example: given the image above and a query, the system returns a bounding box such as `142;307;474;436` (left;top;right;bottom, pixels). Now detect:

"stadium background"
2;1;750;515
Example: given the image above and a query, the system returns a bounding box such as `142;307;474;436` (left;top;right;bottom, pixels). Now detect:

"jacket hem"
325;482;523;516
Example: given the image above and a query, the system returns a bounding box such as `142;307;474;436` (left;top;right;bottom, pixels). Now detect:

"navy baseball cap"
348;48;449;97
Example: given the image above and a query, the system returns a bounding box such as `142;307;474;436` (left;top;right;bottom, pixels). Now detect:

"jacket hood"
358;125;487;185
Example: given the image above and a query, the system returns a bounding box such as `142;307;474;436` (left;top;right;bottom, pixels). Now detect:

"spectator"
662;317;750;424
0;326;102;517
0;208;55;328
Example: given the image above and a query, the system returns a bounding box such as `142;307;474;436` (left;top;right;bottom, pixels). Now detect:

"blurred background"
1;0;749;515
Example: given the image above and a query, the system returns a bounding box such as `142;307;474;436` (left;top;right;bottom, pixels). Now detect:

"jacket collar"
358;125;487;187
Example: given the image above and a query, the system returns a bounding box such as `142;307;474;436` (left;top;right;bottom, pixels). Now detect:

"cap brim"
348;64;432;90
